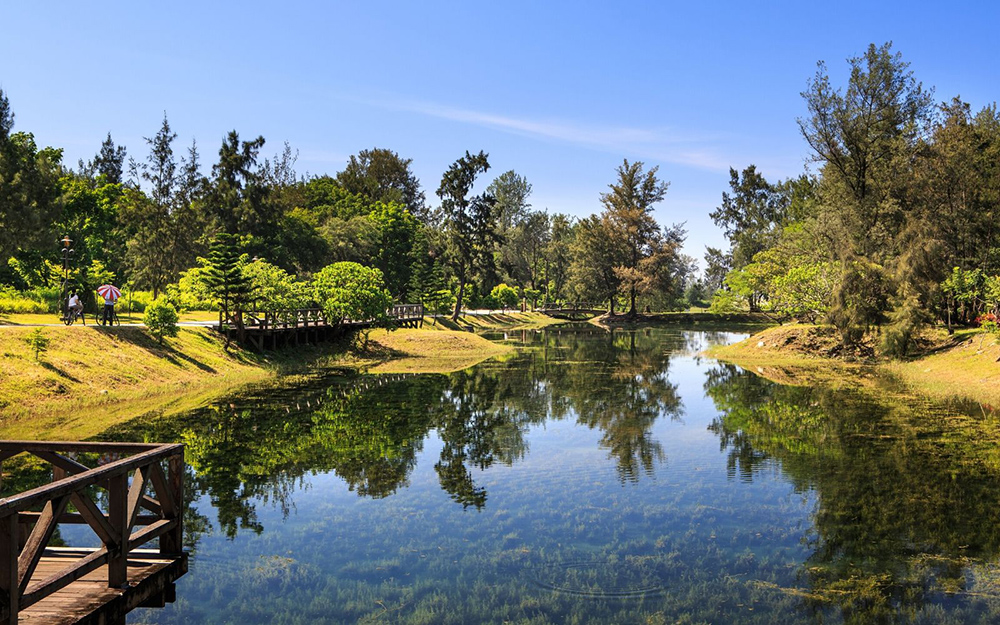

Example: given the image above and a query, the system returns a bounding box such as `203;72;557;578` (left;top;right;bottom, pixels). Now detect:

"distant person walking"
97;284;122;326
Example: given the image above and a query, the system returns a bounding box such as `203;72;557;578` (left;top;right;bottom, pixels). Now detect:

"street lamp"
60;236;75;317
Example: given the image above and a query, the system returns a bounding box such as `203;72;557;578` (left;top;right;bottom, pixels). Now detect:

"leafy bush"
143;297;179;345
490;283;519;312
121;290;154;313
881;289;926;358
978;313;1000;347
311;262;392;326
709;288;747;313
0;288;47;314
167;264;217;311
422;289;456;319
242;259;309;312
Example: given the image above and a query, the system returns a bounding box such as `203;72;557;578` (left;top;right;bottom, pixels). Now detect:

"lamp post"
60;236;74;317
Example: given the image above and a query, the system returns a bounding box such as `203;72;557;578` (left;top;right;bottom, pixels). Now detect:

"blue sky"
2;1;999;266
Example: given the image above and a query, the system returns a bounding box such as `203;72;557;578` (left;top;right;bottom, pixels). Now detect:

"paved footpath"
0;320;217;328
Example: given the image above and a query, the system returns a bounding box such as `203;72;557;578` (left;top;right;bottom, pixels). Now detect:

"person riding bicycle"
101;288;120;325
67;291;83;320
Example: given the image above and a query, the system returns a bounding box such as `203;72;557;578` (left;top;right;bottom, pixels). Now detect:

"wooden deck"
0;441;187;625
19;549;185;624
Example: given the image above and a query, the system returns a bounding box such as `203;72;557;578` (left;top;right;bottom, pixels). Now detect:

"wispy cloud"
357;97;731;171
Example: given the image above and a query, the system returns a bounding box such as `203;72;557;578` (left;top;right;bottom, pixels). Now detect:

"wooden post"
107;472;127;588
161;453;183;556
0;514;18;625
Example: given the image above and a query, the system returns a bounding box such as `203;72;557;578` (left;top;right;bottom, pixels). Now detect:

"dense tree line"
0;90;693;318
709;42;1000;354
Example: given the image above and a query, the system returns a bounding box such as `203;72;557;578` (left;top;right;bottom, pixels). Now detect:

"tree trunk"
452;276;465;321
628;285;637;316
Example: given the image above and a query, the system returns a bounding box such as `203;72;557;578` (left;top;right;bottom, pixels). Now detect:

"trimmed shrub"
143;297;179;345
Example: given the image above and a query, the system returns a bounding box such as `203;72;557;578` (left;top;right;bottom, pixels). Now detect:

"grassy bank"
330;326;515;373
709;324;1000;407
0;326;271;439
0;321;517;440
428;310;567;331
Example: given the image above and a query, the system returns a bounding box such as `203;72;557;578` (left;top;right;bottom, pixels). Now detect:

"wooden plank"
17;495;69;595
162;454;183;556
0;442;160;454
0;513;18;624
17;511;158;530
69;492;116;548
106;473;127;589
19;548;108;610
128;520;175;551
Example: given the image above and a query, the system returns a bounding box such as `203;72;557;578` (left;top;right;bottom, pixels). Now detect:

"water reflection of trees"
99;326;686;538
704;363;1000;622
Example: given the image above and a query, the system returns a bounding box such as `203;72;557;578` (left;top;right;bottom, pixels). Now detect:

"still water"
63;326;1000;622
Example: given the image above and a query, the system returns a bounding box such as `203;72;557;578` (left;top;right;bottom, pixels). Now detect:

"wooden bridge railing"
538;302;602;312
388;304;424;322
225;304;424;331
0;441;184;624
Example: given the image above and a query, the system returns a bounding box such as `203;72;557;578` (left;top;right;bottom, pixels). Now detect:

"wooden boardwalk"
221;304;424;351
18;549;185;624
0;441;187;625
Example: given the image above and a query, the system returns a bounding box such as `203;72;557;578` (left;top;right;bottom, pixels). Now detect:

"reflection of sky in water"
59;327;1000;623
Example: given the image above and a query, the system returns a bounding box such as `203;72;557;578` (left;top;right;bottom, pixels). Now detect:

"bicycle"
97;306;121;327
63;307;86;326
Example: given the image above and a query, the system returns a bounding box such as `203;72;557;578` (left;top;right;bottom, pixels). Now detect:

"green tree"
120;114;199;297
710;165;786;272
0;89;63;263
24;328;49;362
490;283;519;312
80;132;127;184
422;289;456;323
569;215;621;312
206;130;270;237
335;148;427;221
368;201;419;299
797;42;934;344
600;159;674;315
544;213;574;302
487;170;532;233
703;247;731;292
437;151;498;320
311;262;392;326
241;258;308;312
144;296;179;345
202;233;254;340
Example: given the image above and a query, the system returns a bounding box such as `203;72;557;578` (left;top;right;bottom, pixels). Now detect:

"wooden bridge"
537;302;606;319
221;304;424;351
0;440;186;625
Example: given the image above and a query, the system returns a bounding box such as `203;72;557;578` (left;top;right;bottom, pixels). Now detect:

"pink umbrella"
97;284;121;303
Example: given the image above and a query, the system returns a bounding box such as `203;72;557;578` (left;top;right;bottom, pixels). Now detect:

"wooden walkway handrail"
0;441;185;623
0;441;163;455
538;302;602;312
0;444;182;515
227;304;423;332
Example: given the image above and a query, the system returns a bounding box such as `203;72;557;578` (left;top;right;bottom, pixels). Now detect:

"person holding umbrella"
98;284;121;326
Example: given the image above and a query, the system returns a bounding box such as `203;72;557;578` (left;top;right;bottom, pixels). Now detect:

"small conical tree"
203;233;254;344
25;328;49;362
